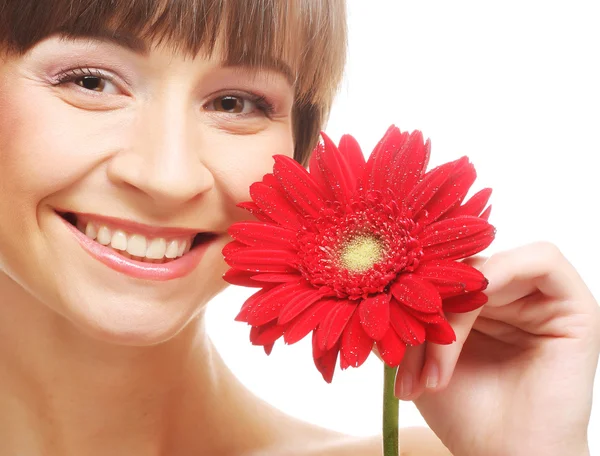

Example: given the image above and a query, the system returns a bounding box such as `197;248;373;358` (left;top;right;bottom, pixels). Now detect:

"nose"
107;97;214;209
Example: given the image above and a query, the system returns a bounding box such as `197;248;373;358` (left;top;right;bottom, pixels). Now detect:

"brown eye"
213;95;246;113
76;75;106;92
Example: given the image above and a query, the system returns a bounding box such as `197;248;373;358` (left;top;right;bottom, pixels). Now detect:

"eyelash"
53;66;276;117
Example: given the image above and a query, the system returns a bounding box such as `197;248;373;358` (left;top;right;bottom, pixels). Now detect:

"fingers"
481;242;594;305
394;344;426;400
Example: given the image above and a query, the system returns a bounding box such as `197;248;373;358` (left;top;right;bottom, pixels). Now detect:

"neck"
0;272;278;456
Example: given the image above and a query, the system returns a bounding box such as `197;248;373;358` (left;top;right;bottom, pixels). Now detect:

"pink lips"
59;214;215;281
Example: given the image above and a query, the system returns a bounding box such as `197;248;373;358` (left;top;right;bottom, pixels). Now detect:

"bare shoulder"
255;427;452;456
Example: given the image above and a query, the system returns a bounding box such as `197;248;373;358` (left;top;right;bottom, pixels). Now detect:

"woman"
0;1;598;455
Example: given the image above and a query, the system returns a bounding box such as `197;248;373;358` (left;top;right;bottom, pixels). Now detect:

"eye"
55;68;121;95
207;94;274;117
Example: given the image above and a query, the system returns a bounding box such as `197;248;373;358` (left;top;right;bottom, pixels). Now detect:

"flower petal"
420;216;496;261
338;134;366;181
228;221;297;249
340;309;374;369
316;299;357;351
223;268;262;287
443;188;493;219
389;132;431;199
443;291;488;313
278;289;326;324
390;274;442;313
480;205;492;220
310;132;356;203
312;332;340;383
235;286;277;322
389;299;426;346
376;329;407;367
249;321;286;346
416;158;477;224
249;181;303;230
363;126;410;193
242;280;309;326
236;201;276;223
358;293;390;341
250;273;304;283
226;248;299;274
404;157;461;216
425;318;456;345
272;154;325;218
414;259;488;298
284;299;333;344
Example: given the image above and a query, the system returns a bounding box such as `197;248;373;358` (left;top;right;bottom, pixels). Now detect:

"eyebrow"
59;30;296;85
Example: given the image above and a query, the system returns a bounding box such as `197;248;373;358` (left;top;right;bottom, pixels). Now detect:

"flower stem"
383;364;399;456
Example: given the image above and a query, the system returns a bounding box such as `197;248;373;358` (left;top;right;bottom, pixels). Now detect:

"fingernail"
395;370;413;399
424;362;439;389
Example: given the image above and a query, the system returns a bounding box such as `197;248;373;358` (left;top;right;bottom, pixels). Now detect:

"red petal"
249;321;286;346
404;157;460;215
250;273;304;283
390;132;431;199
222;240;246;259
284;299;333;344
278;289;326;324
338;134;366;181
228;221;297;249
316;300;357;351
272;154;325;218
312;332;340;383
414;259;488;298
389;299;426;346
363;126;410;193
340;309;373;369
223;268;262;287
416;158;477;224
390;274;442;313
404;307;447;324
236;201;276;223
376;329;407;367
243;280;309;326
480;205;492;220
226;248;299;274
426;318;456;345
264;343;274;355
358;293;390;341
443;291;488;313
235;286;277;322
421;216;496;261
444;188;493;219
312;132;355;203
249;181;303;230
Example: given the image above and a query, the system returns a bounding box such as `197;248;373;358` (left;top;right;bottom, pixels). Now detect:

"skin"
0;33;598;456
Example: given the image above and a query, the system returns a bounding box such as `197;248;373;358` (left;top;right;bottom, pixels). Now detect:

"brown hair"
0;0;347;165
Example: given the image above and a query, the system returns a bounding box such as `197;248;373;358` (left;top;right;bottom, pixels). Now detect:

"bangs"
0;0;346;105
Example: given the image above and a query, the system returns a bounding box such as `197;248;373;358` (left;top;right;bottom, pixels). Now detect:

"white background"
207;1;600;453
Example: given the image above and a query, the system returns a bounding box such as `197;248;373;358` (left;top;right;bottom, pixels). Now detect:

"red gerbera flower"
223;126;495;383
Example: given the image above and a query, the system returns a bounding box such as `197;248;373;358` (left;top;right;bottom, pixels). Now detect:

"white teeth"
110;230;128;251
85;222;98;240
97;226;112;245
74;217;198;261
127;234;147;257
165;240;179;259
146;238;167;259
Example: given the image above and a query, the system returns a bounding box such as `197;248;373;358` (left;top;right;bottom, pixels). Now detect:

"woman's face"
0;33;295;345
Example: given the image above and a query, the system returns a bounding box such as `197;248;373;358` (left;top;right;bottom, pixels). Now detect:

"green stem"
383;364;400;456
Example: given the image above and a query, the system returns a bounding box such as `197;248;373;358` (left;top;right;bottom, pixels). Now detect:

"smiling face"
0;34;295;345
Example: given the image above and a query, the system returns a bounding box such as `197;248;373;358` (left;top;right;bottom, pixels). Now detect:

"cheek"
0;81;128;200
208;127;295;206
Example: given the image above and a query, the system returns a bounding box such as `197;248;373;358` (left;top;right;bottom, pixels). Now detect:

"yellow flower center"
339;235;383;272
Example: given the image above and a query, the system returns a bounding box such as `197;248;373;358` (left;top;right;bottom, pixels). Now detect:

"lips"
57;211;219;281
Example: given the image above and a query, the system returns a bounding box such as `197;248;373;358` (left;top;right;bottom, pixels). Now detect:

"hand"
395;242;600;456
